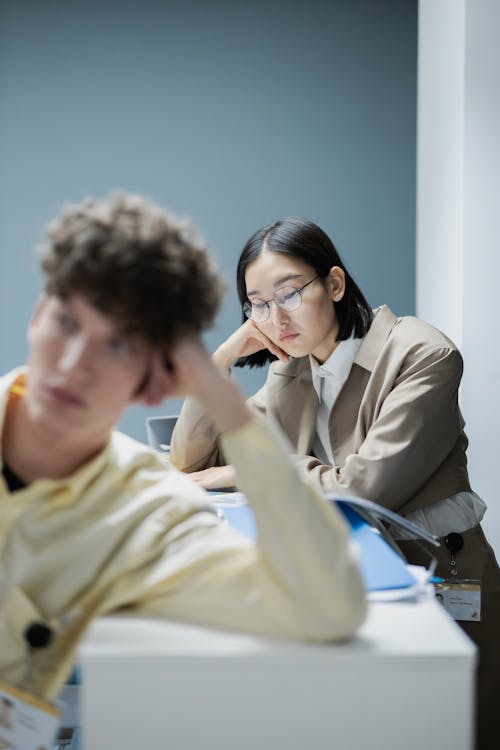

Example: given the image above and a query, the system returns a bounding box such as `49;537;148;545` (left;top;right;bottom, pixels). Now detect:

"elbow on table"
291;584;368;643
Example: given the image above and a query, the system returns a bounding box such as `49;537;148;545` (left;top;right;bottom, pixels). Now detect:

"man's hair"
40;193;224;348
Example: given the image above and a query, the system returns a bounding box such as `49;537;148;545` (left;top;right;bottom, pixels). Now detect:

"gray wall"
0;0;417;443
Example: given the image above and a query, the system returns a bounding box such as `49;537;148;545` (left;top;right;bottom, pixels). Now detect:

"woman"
171;216;500;750
172;217;475;517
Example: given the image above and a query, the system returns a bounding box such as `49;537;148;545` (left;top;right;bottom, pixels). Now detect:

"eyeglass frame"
242;275;320;322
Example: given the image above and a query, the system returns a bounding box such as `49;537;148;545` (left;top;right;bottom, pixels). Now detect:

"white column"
417;0;500;554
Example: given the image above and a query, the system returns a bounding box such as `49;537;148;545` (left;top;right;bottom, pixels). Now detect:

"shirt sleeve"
135;415;367;643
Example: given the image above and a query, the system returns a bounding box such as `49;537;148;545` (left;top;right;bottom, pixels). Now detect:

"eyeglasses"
243;276;319;323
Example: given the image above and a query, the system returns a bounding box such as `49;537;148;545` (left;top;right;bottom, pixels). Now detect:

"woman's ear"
327;266;346;302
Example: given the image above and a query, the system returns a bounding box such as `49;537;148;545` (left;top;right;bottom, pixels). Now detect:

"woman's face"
244;250;343;363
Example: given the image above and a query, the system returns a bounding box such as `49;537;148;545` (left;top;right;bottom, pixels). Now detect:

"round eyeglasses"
243;276;319;323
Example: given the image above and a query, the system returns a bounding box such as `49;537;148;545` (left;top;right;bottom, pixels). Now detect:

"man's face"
26;295;151;447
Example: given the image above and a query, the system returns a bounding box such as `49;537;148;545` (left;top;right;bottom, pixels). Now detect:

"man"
0;193;366;702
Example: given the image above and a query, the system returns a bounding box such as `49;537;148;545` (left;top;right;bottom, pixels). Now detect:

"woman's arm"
169;382;268;479
170;319;285;473
169;395;226;472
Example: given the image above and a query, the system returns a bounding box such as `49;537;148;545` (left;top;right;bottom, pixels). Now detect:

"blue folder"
334;502;415;591
218;501;416;592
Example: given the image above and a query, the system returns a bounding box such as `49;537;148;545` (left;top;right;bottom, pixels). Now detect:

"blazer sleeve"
294;346;465;512
170;382;269;472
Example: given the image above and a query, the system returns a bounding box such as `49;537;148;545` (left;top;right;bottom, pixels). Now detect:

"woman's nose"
269;301;289;326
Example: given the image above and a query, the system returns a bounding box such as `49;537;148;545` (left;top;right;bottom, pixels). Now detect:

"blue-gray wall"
0;0;417;443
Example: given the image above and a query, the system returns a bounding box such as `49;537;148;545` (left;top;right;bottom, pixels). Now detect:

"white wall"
417;0;500;555
416;0;465;346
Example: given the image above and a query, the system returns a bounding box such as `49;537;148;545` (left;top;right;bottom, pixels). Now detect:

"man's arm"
167;309;287;476
138;339;367;641
169;352;269;487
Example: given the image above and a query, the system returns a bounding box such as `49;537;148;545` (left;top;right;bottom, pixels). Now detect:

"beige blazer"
171;306;472;516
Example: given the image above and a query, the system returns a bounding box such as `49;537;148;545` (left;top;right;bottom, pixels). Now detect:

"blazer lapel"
267;307;399;463
329;364;370;465
268;358;318;454
329;306;399;465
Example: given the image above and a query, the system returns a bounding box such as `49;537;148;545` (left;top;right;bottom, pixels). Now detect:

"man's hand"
139;354;176;407
140;337;219;406
141;337;253;435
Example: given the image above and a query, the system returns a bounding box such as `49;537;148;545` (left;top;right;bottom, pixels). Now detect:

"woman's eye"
276;288;297;304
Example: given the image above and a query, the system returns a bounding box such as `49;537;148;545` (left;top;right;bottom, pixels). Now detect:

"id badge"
434;579;481;622
0;682;60;750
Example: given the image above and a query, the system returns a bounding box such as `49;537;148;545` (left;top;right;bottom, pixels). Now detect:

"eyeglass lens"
243;276;318;322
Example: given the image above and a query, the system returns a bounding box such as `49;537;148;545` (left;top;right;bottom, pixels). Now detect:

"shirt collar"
309;336;363;396
0;366;113;497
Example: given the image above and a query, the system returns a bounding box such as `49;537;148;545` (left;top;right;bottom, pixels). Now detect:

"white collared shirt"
309;336;363;465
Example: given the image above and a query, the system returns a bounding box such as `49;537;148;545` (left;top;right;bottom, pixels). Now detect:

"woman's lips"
279;332;299;342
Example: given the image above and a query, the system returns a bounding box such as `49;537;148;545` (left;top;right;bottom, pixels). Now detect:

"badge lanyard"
433;532;481;623
0;621;59;749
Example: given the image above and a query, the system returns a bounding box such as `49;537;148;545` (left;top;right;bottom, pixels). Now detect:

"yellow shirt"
0;368;366;699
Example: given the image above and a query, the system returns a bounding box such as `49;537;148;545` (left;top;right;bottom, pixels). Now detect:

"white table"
79;595;476;750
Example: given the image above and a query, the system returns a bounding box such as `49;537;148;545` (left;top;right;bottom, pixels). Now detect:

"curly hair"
40;193;224;348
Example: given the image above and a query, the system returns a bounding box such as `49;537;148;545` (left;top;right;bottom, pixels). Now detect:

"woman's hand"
213;319;290;370
188;465;236;490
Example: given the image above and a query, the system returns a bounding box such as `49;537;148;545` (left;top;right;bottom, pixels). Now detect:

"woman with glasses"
171;215;469;515
171;218;480;519
171;216;499;750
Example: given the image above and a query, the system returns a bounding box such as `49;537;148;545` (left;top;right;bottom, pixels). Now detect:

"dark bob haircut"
235;217;373;368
